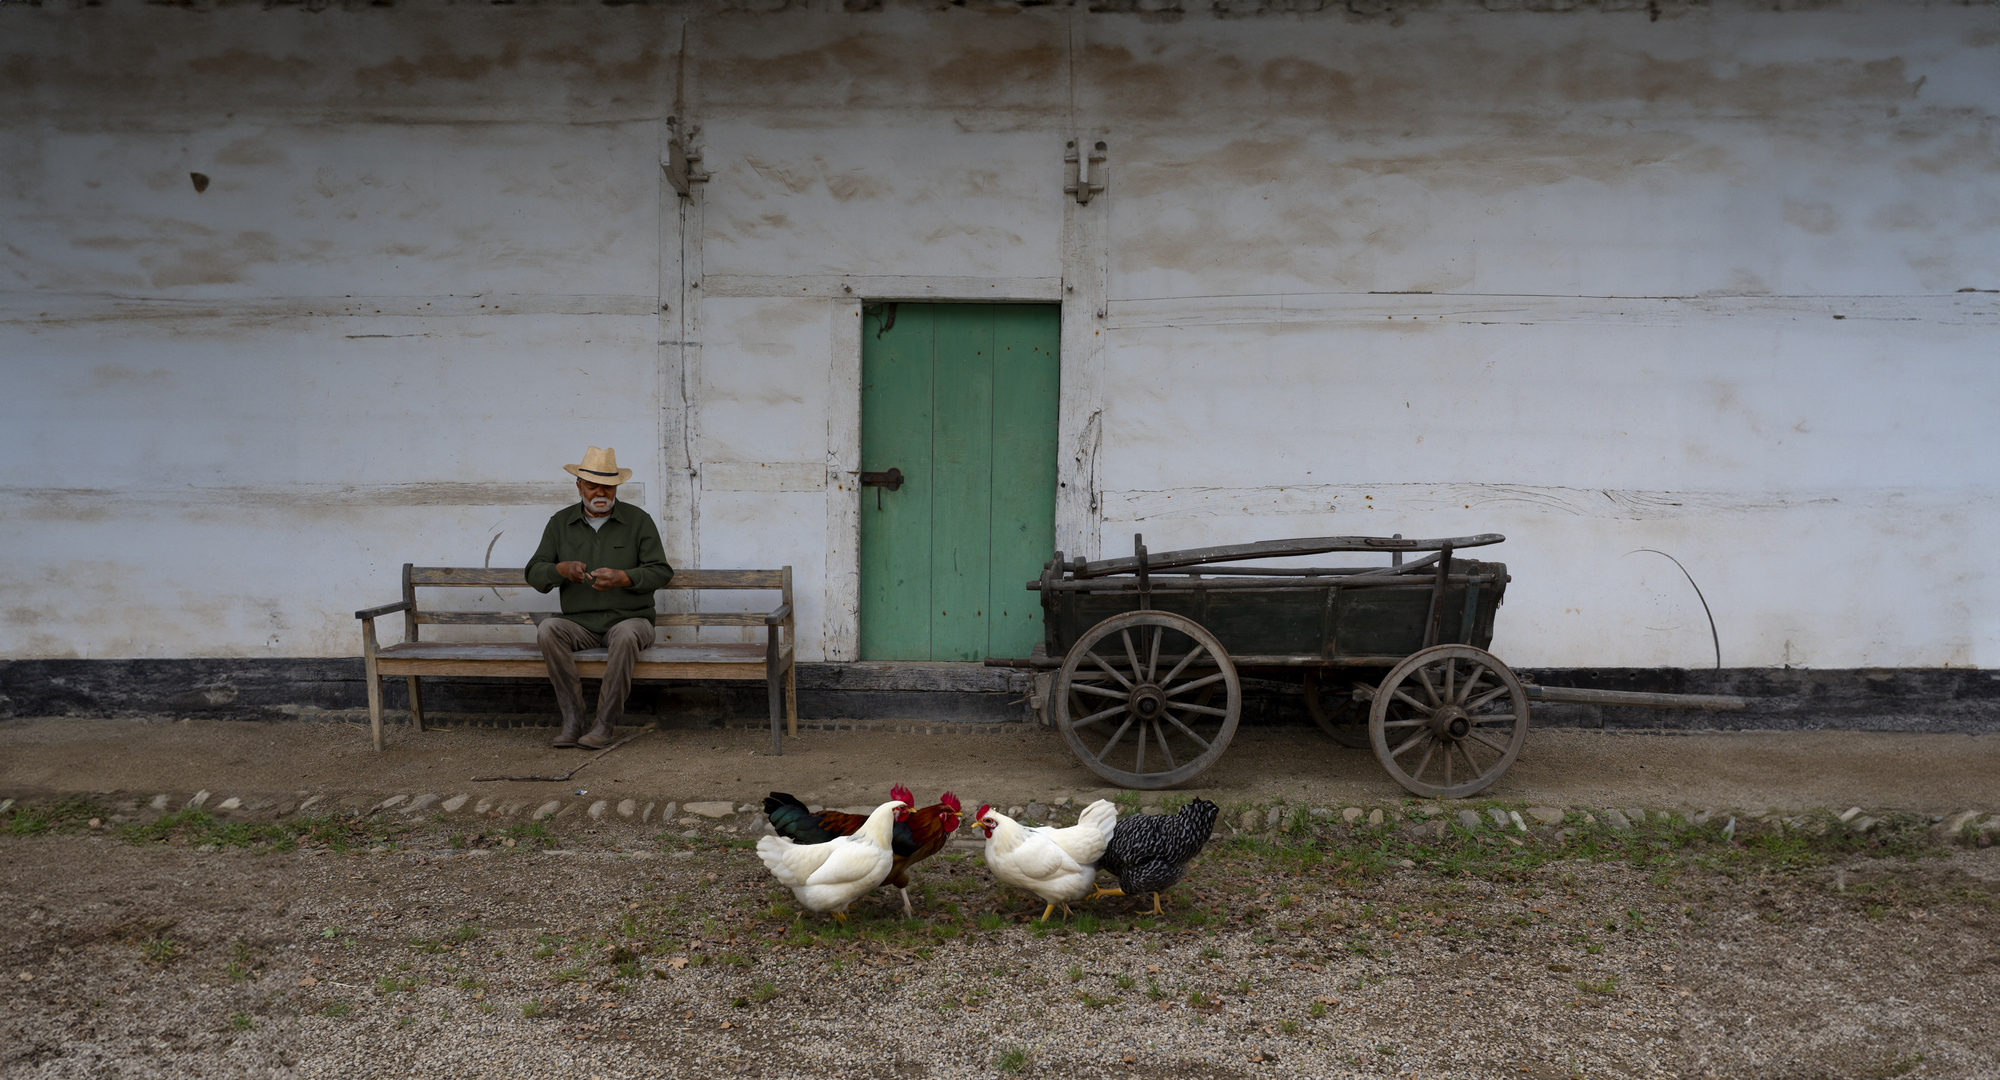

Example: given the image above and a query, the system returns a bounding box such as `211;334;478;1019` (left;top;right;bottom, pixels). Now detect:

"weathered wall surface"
3;1;1996;672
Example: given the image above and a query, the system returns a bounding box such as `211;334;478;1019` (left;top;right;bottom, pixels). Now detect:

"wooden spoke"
1095;717;1136;763
1161;712;1212;750
1163;671;1226;698
1466;728;1511;755
1055;610;1239;791
1457;664;1489;705
1416;665;1443;707
1071;703;1127;728
1409;739;1437;781
1388;729;1429;758
1157;644;1207;688
1089;650;1133;691
1370;645;1530;799
1302;669;1370;749
1455;740;1481;780
1121;630;1145;686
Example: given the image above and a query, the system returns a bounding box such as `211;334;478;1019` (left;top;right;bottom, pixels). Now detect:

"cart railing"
1059;532;1505;579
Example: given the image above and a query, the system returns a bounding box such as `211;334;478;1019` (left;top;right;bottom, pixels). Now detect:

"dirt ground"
5;717;2000;1079
2;717;1997;816
5;808;1999;1079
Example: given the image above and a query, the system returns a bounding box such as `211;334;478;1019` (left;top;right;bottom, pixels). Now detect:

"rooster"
1089;798;1219;916
974;800;1118;922
755;799;907;922
762;786;964;916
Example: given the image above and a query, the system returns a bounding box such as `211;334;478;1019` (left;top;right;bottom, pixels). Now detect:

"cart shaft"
1525;685;1746;711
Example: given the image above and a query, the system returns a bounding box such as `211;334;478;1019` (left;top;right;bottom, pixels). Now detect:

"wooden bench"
355;565;797;754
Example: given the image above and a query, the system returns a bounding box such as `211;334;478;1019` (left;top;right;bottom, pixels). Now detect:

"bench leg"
407;676;425;732
362;619;385;752
785;661;797;739
766;666;784;757
765;632;784;757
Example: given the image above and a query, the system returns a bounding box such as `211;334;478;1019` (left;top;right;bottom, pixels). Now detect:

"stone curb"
3;791;1995;848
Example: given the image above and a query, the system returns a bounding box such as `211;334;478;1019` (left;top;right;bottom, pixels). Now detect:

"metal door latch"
861;467;904;508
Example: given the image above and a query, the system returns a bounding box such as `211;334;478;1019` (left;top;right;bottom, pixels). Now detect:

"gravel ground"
6;803;1999;1079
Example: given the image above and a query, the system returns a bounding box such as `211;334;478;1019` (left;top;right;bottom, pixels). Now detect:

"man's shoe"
576;722;616;750
552;716;584;749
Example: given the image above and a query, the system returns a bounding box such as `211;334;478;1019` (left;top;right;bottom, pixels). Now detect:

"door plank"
930;306;997;662
988;305;1061;658
859;304;936;660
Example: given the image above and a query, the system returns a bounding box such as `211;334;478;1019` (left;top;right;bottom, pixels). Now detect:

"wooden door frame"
823;284;1102;663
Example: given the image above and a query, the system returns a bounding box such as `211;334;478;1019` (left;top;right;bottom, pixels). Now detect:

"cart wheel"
1303;669;1370;749
1369;645;1529;800
1055;610;1240;790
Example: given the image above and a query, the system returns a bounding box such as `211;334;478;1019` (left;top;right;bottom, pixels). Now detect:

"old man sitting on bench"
525;446;674;748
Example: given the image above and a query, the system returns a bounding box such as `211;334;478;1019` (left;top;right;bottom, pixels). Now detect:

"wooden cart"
986;533;1744;795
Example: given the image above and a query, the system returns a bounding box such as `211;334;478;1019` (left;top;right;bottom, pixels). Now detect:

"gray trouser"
536;617;656;729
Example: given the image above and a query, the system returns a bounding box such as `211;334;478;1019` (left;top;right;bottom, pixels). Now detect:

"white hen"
975;800;1119;921
756;799;907;921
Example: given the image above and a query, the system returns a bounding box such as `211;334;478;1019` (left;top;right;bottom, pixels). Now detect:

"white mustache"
587;497;613;511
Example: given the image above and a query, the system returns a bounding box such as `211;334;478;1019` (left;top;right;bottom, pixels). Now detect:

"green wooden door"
859;303;1060;661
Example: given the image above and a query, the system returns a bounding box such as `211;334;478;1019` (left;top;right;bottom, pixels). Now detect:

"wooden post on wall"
1056;60;1108;560
823;299;864;663
658;21;701;623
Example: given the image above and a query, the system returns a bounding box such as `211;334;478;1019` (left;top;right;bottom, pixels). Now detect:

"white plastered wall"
1;2;1995;670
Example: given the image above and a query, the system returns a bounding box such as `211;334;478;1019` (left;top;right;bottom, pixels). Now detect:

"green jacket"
524;501;675;634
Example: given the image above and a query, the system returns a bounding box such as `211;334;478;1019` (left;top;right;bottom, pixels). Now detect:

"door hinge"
1064;138;1106;205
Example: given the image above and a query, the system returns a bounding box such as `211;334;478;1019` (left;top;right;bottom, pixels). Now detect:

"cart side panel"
1327;560;1507;657
1049;590;1204;656
1044;559;1507;661
1182;590;1333;658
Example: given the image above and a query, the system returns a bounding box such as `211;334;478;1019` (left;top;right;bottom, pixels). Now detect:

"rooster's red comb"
938;792;962;813
975;804;992;820
890;784;915;806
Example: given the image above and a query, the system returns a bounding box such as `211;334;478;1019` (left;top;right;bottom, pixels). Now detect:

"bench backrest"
392;564;792;640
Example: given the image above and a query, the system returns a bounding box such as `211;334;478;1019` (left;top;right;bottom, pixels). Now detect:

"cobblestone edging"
4;790;1997;852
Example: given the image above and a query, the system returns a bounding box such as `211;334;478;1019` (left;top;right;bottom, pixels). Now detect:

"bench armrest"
356;600;413;621
764;603;793;626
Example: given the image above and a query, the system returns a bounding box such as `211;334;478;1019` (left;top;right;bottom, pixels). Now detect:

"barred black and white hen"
1091;798;1219;915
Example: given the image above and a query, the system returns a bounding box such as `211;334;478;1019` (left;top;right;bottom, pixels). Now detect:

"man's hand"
587;568;633;591
556;561;593;584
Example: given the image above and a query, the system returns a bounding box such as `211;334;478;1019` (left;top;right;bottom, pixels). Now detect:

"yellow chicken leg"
1038;903;1058;923
1144;892;1166;917
1086;886;1125;901
832;911;849;924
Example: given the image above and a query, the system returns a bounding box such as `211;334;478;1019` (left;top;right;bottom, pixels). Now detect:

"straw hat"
564;446;632;486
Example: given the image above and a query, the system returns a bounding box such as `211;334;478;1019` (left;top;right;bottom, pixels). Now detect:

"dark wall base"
0;658;1039;726
1;658;1996;733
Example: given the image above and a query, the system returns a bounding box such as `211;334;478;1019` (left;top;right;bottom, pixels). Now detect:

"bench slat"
409;567;785;589
654;612;771;626
376;658;778;679
410;568;522;586
378;642;769;663
414;610;778;627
